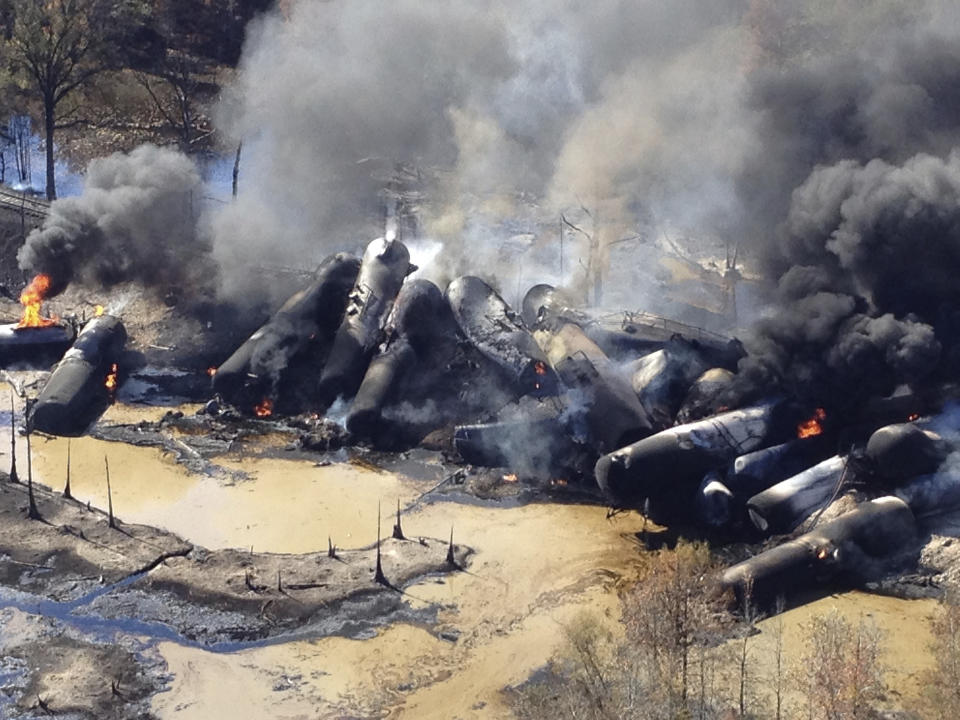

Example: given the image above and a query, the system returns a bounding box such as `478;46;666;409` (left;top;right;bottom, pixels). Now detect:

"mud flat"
0;477;191;602
0;475;469;641
149;501;648;719
0;607;165;720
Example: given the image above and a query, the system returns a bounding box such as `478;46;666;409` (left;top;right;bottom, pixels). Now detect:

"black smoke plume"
727;3;960;410
17;144;212;296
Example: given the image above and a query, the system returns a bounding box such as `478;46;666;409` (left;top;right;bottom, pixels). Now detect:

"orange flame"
502;473;518;483
907;413;920;422
533;361;548;391
104;363;118;392
254;398;273;417
94;305;104;317
17;274;58;329
206;366;217;377
797;408;826;439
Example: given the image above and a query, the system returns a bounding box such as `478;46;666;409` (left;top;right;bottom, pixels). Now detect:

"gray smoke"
17;144;211;295
17;0;960;414
898;404;960;518
208;0;749;301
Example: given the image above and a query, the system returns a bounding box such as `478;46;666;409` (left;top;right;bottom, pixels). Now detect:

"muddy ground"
0;283;954;719
0;444;473;720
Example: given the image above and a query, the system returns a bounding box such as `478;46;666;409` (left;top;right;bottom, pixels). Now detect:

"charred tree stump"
374;502;389;587
392;498;405;540
446;525;457;569
8;392;18;483
105;456;116;529
25;421;40;520
63;438;72;499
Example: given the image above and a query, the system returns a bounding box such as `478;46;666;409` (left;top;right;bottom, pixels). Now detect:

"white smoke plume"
208;0;750;304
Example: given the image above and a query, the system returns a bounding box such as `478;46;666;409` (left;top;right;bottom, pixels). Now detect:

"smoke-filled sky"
209;0;752;288
18;0;960;406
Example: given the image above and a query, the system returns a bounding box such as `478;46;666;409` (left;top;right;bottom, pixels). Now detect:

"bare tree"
619;541;732;718
3;0;148;199
736;574;761;718
134;48;214;152
770;597;787;720
918;595;960;719
510;541;733;720
799;610;886;720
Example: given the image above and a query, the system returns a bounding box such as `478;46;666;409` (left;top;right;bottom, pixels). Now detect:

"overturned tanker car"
213;252;361;413
346;278;460;442
0;323;77;368
316;237;412;410
31;314;126;436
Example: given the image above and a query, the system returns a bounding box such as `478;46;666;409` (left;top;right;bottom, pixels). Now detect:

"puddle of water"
0;397;667;717
0;397;437;554
28;433;436;554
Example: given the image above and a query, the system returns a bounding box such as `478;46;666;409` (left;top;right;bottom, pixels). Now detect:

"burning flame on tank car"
797;408;826;439
105;363;118;392
17;274;58;329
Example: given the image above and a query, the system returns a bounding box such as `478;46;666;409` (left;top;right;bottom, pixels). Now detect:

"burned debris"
0;274;77;367
200;240;960;610
446;275;559;400
723;496;919;607
346;278;457;440
7;229;960;618
0;323;76;367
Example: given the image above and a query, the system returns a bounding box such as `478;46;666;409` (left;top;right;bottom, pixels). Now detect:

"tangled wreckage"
6;234;960;611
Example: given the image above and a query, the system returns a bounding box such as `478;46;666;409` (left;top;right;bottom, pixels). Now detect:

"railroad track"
0;186;50;220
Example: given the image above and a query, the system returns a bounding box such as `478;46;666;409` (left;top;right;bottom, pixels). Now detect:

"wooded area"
0;0;269;199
